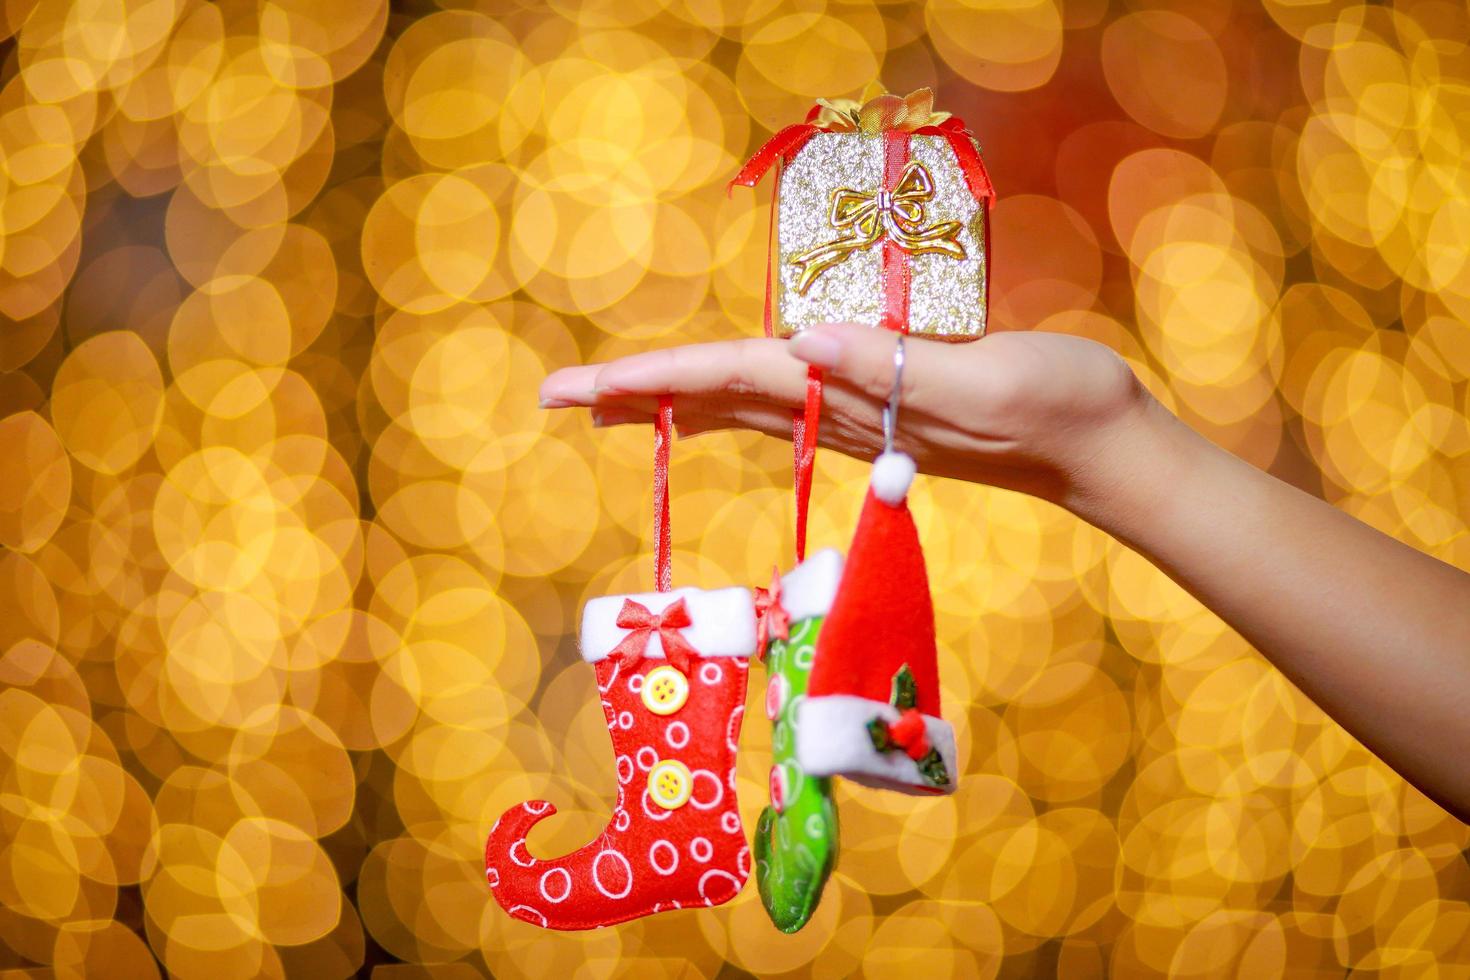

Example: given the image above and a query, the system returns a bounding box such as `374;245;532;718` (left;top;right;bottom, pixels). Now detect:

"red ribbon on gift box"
729;112;995;205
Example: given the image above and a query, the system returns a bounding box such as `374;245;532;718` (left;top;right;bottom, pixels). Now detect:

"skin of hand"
540;322;1470;823
540;323;1146;512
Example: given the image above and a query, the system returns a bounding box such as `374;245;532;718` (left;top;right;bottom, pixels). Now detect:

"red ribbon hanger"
652;393;673;592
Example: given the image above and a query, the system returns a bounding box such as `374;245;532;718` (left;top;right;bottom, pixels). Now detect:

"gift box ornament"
731;85;996;340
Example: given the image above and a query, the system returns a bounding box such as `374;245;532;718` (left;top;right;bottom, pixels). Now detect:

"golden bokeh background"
0;0;1467;976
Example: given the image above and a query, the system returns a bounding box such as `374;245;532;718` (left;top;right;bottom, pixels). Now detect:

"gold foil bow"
789;160;966;294
812;84;952;134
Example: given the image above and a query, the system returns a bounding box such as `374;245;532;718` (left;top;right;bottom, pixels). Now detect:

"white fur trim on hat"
795;695;957;796
779;548;843;622
579;586;755;663
871;451;916;505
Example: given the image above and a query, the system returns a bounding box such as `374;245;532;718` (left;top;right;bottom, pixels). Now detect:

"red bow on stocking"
608;597;698;674
753;567;790;659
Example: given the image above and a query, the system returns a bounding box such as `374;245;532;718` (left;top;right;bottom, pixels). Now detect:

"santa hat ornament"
795;338;958;795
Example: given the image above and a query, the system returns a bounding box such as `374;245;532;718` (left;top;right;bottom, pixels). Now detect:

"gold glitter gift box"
732;86;996;340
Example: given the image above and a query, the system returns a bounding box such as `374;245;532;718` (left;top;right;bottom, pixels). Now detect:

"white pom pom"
871;451;916;505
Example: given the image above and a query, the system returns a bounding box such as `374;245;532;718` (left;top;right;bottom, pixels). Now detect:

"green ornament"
754;615;838;933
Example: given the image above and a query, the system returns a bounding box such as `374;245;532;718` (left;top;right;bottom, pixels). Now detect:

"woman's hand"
541;319;1470;823
539;322;1153;512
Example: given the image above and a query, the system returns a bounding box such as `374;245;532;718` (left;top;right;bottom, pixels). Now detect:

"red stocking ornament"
485;399;757;929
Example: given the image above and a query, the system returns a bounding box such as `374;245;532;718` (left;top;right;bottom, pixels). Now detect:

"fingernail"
539;397;578;408
789;330;843;369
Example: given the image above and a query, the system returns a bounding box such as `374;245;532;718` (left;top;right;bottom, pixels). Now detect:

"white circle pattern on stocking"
617;711;634;730
591;849;632;899
508;905;548;927
485;866;499;886
698;869;742;904
725;705;743;751
721;811;740;834
509;840;535;868
627;673;643;693
525;800;551;815
640;788;674;821
689;769;723;810
689;837;713;863
648;840;679;876
665;721;689;749
616;755;634;784
539;867;571;904
699;662;723;685
635;746;658;771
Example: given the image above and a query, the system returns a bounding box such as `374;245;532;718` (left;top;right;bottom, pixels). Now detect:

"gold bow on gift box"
812;84;952;134
790;159;966;295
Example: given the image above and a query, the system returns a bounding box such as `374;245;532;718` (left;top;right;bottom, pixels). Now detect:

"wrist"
1058;391;1198;539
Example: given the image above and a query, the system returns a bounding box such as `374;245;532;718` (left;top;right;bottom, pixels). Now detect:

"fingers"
589;400;889;464
590;404;796;442
789;322;974;417
575;393;802;428
539;364;600;407
541;326;969;418
591;338;811;407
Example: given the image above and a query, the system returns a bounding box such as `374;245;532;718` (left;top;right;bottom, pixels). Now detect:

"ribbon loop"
753;566;790;657
608;597;698;674
789;160;966;295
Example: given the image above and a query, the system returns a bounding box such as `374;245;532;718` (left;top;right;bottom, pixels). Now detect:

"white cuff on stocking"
779;548;844;622
579;586;756;663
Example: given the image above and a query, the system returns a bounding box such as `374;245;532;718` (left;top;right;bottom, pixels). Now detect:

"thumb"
788;322;957;414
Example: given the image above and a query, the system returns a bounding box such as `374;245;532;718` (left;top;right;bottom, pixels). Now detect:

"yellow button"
641;665;689;716
648;760;692;810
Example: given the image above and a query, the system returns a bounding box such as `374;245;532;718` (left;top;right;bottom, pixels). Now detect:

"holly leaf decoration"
916;748;951;787
866;717;893;753
890;664;918;710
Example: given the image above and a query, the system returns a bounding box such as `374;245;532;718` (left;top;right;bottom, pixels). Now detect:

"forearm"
1070;397;1470;821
